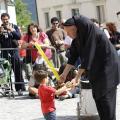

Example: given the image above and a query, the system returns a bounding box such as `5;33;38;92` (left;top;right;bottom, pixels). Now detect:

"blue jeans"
43;111;56;120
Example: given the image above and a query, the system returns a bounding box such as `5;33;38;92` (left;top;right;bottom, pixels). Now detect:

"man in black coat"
0;13;25;95
60;15;120;120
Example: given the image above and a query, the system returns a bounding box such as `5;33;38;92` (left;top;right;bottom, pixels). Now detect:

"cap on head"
63;18;75;26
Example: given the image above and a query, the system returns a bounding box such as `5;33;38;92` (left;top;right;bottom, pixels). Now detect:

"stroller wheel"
2;84;10;96
8;91;15;98
0;91;6;97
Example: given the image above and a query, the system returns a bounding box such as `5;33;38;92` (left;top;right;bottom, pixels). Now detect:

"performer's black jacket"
68;15;120;99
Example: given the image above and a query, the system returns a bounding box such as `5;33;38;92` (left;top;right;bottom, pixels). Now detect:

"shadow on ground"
32;116;78;120
0;94;37;100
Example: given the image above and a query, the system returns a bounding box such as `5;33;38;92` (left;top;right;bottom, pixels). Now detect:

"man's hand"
0;26;4;33
59;73;66;83
59;64;74;83
7;24;15;32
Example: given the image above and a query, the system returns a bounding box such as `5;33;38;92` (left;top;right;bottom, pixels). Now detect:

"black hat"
116;11;120;16
63;18;75;26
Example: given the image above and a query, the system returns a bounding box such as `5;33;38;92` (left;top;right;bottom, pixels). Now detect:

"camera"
0;24;9;39
2;24;8;30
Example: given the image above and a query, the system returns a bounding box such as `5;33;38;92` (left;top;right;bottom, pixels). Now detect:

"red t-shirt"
38;85;56;113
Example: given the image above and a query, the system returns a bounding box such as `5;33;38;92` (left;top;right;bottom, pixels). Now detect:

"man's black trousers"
94;87;117;120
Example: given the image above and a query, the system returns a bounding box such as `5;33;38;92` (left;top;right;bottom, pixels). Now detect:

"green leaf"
15;0;32;29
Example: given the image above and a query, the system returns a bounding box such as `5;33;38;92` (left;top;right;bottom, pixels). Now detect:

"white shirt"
103;29;110;39
35;56;44;64
64;36;72;46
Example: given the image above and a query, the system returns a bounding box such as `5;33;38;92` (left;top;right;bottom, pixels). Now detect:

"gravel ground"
0;85;120;120
0;92;78;120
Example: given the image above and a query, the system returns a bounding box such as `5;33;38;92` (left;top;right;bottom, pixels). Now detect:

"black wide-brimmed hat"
63;18;75;26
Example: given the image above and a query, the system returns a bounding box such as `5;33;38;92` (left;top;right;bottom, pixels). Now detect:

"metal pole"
35;0;39;25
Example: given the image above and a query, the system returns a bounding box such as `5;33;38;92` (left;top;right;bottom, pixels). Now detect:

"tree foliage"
15;0;32;28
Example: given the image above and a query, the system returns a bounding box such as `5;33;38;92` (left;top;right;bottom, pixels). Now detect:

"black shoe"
17;90;23;96
72;94;78;98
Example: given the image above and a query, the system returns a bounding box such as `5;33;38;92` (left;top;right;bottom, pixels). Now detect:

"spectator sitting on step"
28;62;48;98
55;64;79;100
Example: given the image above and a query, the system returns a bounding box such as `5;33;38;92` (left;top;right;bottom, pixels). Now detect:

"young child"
34;70;68;120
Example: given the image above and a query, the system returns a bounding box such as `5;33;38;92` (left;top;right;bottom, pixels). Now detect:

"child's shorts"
43;111;56;120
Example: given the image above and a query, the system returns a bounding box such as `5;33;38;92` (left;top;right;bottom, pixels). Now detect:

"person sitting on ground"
55;64;79;100
33;70;70;120
28;63;48;98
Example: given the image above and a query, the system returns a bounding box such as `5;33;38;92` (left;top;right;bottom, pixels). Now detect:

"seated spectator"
28;63;48;98
28;56;55;98
55;64;79;100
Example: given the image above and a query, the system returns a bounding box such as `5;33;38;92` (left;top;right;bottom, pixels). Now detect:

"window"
72;8;79;16
96;5;105;24
56;11;62;20
44;12;50;28
6;0;15;6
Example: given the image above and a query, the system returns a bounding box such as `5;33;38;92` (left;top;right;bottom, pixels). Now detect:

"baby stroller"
0;58;14;98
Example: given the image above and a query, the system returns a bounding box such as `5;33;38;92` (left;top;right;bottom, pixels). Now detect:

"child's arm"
28;86;38;94
55;86;67;96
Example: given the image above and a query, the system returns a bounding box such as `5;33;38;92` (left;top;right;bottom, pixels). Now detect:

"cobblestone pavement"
116;84;120;120
0;92;78;120
0;85;120;120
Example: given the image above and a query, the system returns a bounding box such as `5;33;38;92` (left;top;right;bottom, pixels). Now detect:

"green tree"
15;0;32;28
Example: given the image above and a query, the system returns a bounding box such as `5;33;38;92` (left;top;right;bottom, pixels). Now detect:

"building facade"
22;0;38;24
36;0;120;31
0;0;16;24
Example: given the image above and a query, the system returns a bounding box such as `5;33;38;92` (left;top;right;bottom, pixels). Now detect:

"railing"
0;45;58;97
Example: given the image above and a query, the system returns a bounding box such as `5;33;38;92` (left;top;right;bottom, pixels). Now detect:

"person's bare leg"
28;86;38;95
